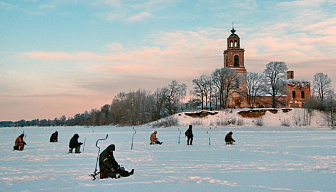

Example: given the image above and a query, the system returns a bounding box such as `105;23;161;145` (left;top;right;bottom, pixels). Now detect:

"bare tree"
212;68;240;109
263;61;288;108
330;91;335;127
192;76;206;110
324;90;336;127
204;75;215;110
165;80;187;115
313;72;332;102
154;87;169;119
191;75;214;110
109;89;157;126
98;104;110;125
210;84;219;110
212;68;225;109
246;72;264;107
89;109;99;126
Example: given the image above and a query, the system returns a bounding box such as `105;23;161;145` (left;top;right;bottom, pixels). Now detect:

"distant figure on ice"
225;132;235;145
50;131;58;142
150;131;162;145
14;133;26;151
69;134;83;153
185;125;194;145
99;144;134;179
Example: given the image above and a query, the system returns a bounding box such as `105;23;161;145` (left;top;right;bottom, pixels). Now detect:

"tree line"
3;80;187;127
2;62;335;127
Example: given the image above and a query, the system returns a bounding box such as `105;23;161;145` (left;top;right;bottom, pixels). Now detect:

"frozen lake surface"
1;124;335;192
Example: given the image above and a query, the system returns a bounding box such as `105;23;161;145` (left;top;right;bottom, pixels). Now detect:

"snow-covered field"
1;109;336;192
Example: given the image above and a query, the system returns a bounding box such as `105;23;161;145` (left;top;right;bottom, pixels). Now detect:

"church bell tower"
223;26;248;108
223;27;246;73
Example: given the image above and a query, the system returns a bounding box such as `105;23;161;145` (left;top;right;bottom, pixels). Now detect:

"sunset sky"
1;0;336;121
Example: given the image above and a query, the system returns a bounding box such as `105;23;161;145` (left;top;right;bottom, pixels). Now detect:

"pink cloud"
19;27;336;94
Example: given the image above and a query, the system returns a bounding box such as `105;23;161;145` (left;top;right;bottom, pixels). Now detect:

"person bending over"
14;133;26;151
150;131;162;145
99;144;134;179
225;131;235;145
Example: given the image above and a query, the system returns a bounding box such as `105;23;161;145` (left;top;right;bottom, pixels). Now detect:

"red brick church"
223;27;310;108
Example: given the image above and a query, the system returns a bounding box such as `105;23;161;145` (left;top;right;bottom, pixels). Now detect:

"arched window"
292;91;296;99
234;55;239;67
234;40;237;47
225;56;228;67
301;91;305;99
230;41;233;47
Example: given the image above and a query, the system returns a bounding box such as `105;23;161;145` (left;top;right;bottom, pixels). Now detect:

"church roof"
229;27;239;38
229;33;240;38
287;79;310;88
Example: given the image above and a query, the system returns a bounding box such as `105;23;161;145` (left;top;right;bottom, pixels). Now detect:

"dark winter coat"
50;131;58;142
99;144;132;178
185;127;193;138
225;132;235;143
69;134;82;148
99;144;119;172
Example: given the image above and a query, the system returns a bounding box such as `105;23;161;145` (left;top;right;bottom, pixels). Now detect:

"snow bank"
166;108;331;128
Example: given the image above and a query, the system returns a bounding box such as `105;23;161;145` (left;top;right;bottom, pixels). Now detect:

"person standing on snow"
69;134;83;153
225;131;235;145
185;125;194;145
14;133;26;150
150;131;162;145
99;144;134;179
50;131;58;142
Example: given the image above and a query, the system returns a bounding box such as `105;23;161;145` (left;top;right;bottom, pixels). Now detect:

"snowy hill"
155;108;330;128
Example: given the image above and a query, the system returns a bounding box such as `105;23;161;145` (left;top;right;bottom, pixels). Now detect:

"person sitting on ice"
50;131;58;142
14;133;26;151
99;144;134;179
225;131;235;145
150;131;162;145
68;133;83;153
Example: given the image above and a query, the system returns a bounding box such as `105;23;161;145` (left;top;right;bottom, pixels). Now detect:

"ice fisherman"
99;144;134;179
225;131;235;145
14;133;26;151
69;133;83;153
185;125;194;145
50;131;58;142
150;131;162;145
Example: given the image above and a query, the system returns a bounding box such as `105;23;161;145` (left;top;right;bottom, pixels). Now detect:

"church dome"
229;27;239;38
229;33;239;38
